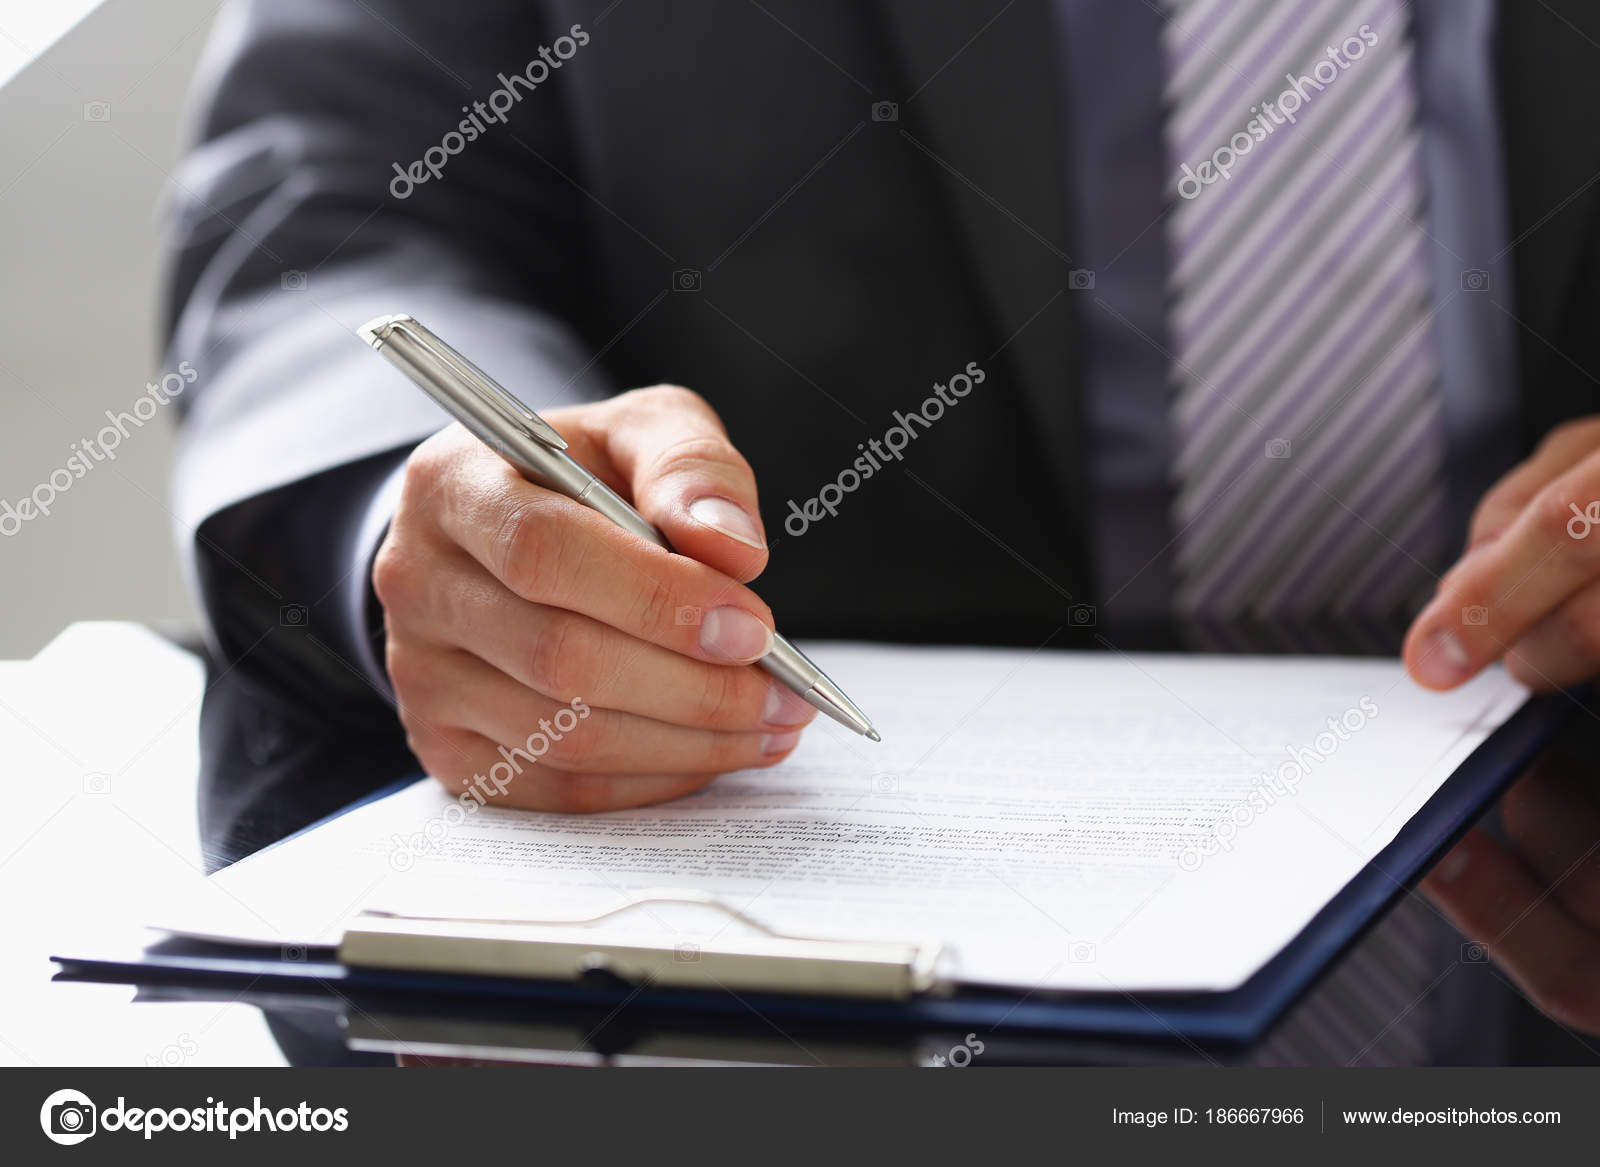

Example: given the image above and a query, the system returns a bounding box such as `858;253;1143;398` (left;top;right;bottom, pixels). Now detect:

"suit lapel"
873;0;1090;526
1495;0;1600;429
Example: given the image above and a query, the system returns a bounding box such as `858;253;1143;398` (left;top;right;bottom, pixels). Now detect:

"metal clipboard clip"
339;888;947;1001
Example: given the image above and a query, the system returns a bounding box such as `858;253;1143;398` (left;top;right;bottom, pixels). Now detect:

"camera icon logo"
1068;940;1097;963
279;603;308;627
281;944;308;963
675;942;700;963
671;268;702;292
281;269;308;291
870;773;900;795
871;100;898;122
1068;268;1096;290
675;605;702;626
1460;269;1490;292
82;101;111;122
1461;605;1489;627
40;1089;96;1145
1067;603;1097;627
1265;438;1292;460
1460;941;1489;963
82;771;111;795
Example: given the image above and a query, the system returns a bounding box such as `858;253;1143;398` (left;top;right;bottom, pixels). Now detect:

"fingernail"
762;730;802;755
699;606;774;662
1414;629;1473;688
762;682;815;727
689;497;765;550
1432;845;1471;885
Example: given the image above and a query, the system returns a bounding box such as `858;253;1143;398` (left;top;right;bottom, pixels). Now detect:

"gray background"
0;0;220;657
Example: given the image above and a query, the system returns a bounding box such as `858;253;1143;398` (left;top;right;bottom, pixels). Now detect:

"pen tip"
865;728;882;743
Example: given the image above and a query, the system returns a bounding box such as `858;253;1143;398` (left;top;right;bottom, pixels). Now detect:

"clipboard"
51;691;1570;1049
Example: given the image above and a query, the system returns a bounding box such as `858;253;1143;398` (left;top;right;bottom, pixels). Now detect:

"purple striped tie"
1161;0;1448;621
1160;0;1451;1065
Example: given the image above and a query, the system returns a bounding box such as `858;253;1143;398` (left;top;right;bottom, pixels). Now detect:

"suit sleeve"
164;0;609;720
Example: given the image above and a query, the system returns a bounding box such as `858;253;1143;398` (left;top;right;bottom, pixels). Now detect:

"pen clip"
372;314;569;451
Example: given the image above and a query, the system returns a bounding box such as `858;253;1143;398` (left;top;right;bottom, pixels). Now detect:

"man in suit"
168;0;1598;1054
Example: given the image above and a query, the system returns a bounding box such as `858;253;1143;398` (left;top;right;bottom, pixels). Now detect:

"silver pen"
358;313;880;741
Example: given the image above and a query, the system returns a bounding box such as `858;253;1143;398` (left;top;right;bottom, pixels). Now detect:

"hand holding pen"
359;315;876;814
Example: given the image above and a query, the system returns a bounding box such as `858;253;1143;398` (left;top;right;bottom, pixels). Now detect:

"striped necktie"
1160;0;1450;1065
1161;0;1448;622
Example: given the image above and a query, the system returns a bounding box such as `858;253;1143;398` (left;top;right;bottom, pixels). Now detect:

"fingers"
415;434;777;666
1467;418;1600;547
414;644;806;774
414;724;723;813
1404;445;1600;690
1422;829;1600;1034
413;552;817;731
576;385;770;583
1501;579;1600;691
378;417;813;815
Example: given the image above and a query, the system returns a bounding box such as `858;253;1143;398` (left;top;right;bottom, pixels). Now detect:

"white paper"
163;645;1528;993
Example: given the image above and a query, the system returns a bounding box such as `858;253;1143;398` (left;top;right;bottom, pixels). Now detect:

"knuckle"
647;435;753;490
370;539;412;612
690;664;742;727
544;718;604;769
494;498;558;601
706;730;760;773
636;383;711;415
1533;484;1578;542
631;573;681;638
525;614;580;699
404;437;449;493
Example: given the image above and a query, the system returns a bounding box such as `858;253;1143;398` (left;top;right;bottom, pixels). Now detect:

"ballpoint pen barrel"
360;313;879;739
369;332;596;498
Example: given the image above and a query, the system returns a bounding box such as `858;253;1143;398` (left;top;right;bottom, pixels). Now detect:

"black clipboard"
51;692;1569;1051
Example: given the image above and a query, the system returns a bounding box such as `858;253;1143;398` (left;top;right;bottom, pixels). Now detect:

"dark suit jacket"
167;0;1600;830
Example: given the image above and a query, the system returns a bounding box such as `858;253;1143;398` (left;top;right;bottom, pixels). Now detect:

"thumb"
591;385;769;581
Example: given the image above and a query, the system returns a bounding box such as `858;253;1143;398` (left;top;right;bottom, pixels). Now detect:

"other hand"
1405;417;1600;692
